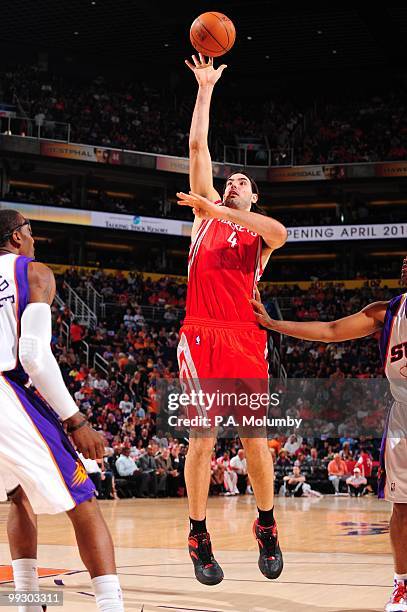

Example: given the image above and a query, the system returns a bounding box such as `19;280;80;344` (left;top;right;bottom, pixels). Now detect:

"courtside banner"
0;202;191;236
40;141;122;164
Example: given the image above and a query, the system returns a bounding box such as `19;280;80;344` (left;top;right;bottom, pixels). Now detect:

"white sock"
91;574;124;612
11;558;42;612
395;572;407;582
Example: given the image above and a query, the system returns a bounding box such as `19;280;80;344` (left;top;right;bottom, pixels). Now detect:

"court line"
158;607;222;612
111;572;392;588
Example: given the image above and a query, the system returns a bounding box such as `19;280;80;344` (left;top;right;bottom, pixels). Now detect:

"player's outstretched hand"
185;53;227;87
66;414;105;460
402;256;407;286
176;191;223;220
249;288;278;330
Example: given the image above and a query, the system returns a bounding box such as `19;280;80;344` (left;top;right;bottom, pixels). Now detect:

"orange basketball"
190;12;236;57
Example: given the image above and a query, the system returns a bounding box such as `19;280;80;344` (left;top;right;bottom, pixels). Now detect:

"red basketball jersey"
186;209;264;323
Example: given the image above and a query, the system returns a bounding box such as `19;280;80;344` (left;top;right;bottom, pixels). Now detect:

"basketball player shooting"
0;210;124;612
176;54;287;586
251;257;407;612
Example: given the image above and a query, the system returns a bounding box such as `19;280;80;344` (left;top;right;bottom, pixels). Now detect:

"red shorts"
177;317;269;423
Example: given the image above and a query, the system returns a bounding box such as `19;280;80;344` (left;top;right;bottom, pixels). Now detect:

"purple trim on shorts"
379;294;403;365
4;375;95;507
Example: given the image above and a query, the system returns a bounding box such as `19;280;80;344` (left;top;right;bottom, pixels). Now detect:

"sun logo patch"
72;461;88;487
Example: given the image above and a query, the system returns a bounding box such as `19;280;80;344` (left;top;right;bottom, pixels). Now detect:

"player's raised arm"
250;289;387;342
19;262;104;458
186;54;226;235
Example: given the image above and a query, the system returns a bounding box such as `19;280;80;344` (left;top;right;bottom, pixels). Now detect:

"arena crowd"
49;271;394;499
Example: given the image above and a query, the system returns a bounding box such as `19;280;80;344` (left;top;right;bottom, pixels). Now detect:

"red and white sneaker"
385;580;407;611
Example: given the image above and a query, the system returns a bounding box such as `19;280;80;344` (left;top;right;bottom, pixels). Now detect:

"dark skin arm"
250;287;387;342
27;262;104;459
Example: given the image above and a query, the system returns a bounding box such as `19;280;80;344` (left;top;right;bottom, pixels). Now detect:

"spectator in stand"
339;442;353;461
284;434;302;456
210;451;225;495
356;447;374;493
70;318;85;352
346;467;367;497
328;453;349;495
171;444;185;497
282;463;306;497
119;393;134;416
156;447;177;497
217;451;239;496
115;446;147;497
139;444;160;497
277;449;292;469
230;449;251;495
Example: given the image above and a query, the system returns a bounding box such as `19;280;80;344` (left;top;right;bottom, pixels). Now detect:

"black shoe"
253;519;284;579
188;531;224;586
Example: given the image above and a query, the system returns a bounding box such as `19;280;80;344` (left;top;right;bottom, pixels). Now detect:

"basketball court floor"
0;496;393;611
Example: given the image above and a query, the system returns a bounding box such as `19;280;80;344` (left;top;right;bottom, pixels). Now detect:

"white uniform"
379;293;407;503
0;253;94;513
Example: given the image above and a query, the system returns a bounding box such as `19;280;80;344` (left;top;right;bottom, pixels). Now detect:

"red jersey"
357;452;373;477
186;210;264;324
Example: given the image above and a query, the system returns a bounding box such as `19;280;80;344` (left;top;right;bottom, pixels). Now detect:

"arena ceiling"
1;2;406;78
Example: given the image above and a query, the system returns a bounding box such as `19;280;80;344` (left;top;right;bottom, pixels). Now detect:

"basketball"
190;12;236;57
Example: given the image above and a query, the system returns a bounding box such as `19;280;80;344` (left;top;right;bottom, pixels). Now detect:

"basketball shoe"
385;580;407;611
253;519;284;579
188;531;224;586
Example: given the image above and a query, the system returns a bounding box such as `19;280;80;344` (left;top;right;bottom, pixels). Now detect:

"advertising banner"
40;141;122;164
2;202;405;244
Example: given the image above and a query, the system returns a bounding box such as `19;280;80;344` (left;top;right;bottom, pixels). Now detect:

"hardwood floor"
0;495;393;611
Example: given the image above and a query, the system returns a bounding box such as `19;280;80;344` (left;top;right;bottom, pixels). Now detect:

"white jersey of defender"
384;293;407;404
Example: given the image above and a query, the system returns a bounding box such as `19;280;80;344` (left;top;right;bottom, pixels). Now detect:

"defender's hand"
176;191;223;220
66;414;105;459
185;54;227;87
249;288;278;330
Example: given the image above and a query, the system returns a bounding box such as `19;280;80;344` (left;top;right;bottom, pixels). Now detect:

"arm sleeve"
18;302;79;421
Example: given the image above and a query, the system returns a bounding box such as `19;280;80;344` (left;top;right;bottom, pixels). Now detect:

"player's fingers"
188;191;207;202
82;447;90;459
91;441;99;460
191;54;200;66
209;56;214;65
185;59;195;70
249;298;262;311
198;52;205;64
217;64;227;74
253;312;266;325
176;191;192;199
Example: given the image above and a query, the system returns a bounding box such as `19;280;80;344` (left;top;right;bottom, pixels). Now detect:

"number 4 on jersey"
227;231;237;248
